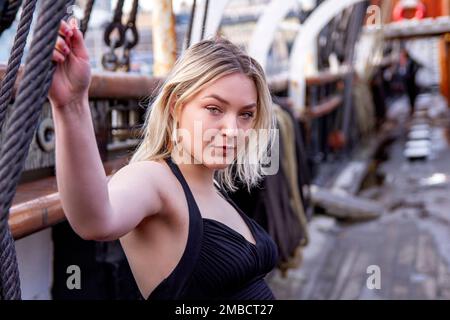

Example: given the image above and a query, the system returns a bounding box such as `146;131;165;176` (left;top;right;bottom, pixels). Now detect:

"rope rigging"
102;0;124;71
0;0;38;133
0;0;73;300
119;0;139;72
80;0;94;36
0;0;22;36
102;0;139;72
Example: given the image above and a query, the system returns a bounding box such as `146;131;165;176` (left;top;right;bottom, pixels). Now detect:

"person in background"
398;47;423;113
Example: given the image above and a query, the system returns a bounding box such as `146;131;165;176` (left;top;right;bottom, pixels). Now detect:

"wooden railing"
305;94;344;119
10;157;128;240
0;64;354;99
0;65;294;99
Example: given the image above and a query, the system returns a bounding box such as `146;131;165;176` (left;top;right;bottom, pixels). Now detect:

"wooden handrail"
305;94;343;119
89;72;163;99
0;65;163;99
0;64;353;100
362;18;450;40
305;67;353;86
10;157;129;240
0;65;291;99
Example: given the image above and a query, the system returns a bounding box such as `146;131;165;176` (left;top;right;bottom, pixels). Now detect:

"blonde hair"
130;37;275;192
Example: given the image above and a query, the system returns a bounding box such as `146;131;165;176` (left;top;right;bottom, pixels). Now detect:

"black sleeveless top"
145;157;278;300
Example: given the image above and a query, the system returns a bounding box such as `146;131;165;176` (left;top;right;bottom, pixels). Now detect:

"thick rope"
0;1;38;300
0;0;70;300
0;0;38;133
0;0;22;35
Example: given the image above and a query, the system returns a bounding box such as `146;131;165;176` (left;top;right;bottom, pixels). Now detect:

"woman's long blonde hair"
130;37;275;192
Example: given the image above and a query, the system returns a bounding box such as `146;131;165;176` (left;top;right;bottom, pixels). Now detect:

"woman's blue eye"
240;112;254;120
206;106;221;115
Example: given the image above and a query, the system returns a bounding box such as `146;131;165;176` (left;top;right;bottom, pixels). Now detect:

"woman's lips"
213;146;236;155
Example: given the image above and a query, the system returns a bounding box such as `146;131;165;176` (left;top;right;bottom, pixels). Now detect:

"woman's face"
174;72;258;170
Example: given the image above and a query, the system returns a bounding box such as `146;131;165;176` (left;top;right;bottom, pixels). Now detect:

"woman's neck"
171;151;217;195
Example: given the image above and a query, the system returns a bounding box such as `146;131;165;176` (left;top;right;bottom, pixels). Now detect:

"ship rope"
0;0;81;300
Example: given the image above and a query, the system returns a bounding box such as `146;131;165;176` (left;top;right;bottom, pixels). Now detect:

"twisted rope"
0;0;38;132
0;0;22;35
0;0;38;301
0;0;71;300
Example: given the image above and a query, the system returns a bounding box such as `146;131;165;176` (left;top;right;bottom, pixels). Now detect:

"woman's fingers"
59;19;73;38
55;36;70;56
52;49;65;63
53;18;89;64
69;27;89;60
52;34;71;63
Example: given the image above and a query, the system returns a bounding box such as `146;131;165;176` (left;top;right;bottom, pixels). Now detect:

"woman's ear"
169;99;176;117
170;99;184;121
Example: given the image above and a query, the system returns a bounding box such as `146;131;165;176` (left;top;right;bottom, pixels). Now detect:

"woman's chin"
202;155;236;170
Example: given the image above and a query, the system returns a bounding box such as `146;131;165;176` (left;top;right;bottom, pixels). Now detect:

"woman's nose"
220;114;239;137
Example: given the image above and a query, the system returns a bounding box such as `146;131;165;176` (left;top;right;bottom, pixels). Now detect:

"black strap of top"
164;156;204;234
147;157;203;299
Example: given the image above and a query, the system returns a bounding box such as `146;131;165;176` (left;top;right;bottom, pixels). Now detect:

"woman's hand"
48;19;91;109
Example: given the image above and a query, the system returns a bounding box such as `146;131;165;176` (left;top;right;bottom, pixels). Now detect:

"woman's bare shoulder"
109;159;173;188
108;159;180;208
101;159;181;232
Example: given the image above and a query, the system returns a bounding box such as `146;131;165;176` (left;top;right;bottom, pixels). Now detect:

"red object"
328;130;346;151
393;1;426;21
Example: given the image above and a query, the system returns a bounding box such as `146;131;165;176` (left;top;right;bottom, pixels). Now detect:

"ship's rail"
0;64;351;114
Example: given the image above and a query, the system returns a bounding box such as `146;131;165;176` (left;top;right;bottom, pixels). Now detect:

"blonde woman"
49;20;278;300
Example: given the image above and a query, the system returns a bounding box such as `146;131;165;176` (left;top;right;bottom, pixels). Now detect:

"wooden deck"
268;124;450;300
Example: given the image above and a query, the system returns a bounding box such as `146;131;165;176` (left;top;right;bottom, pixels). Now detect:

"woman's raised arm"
48;20;163;241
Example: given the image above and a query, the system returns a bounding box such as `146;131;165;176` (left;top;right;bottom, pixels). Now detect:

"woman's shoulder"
107;158;183;220
109;158;181;201
110;159;168;180
121;158;169;172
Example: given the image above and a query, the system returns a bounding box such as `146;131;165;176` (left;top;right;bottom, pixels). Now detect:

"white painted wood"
289;0;365;116
248;0;299;70
190;0;231;45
